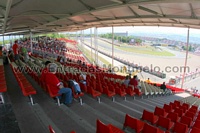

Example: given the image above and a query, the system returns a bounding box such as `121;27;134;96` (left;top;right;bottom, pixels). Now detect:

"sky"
81;26;200;44
1;26;200;44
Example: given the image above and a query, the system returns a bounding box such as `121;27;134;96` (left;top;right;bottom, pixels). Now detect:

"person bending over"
45;63;72;106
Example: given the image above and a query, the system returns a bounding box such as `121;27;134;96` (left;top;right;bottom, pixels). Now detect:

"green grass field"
117;45;175;56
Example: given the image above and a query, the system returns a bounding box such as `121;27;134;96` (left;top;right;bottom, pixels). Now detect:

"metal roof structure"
1;0;200;35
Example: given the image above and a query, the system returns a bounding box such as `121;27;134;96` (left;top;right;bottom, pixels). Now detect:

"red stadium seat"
174;108;184;117
193;120;200;129
142;123;164;133
172;122;188;133
182;103;190;110
96;119;124;133
179;116;192;127
123;114;144;133
190;127;200;133
154;106;168;117
167;112;180;122
141;110;158;124
156;116;174;130
184;111;195;121
163;104;173;113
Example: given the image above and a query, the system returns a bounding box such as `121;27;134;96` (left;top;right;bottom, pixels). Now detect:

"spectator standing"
12;40;20;64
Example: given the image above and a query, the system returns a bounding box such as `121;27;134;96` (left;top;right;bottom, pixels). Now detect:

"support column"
181;28;190;89
96;28;98;64
30;31;33;53
112;26;114;68
94;27;97;64
3;35;5;45
90;28;92;58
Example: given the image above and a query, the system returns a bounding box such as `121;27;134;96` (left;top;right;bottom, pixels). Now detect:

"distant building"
114;32;128;37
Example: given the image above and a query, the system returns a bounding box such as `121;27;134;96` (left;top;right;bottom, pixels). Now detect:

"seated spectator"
129;75;138;89
68;80;82;94
123;75;130;87
160;82;167;91
40;61;51;81
79;73;86;85
146;78;151;83
45;63;72;106
160;82;172;94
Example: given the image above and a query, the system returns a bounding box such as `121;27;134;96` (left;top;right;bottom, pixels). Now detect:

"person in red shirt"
40;61;51;82
40;61;51;89
45;63;72;105
129;75;138;89
12;40;19;62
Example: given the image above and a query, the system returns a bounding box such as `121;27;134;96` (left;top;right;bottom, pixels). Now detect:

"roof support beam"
138;5;164;17
78;0;95;11
128;6;140;17
189;3;197;19
3;0;13;34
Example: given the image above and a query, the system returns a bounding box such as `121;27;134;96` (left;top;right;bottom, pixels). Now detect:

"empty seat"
196;114;200;121
174;108;184;117
191;105;198;111
142;123;164;133
190;127;200;133
167;112;180;122
182;103;190;110
123;114;144;133
96;119;124;133
163;104;173;113
174;100;181;107
179;116;192;127
169;102;177;109
172;122;188;133
188;108;197;114
193;120;200;129
141;110;158;124
156;116;174;130
184;111;195;121
154;106;168;117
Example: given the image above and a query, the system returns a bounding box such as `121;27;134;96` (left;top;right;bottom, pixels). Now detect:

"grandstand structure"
1;0;200;133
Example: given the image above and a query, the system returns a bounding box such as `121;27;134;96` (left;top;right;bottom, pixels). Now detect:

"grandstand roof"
1;0;200;35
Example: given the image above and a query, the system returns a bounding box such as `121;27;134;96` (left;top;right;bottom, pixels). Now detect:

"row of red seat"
140;100;200;133
0;65;7;104
11;64;36;105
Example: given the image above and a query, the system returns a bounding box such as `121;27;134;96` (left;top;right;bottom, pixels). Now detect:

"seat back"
49;125;55;133
142;123;158;133
169;102;177;109
163;104;172;113
182;103;190;110
193;120;200;129
96;119;110;133
174;108;183;117
190;127;200;133
157;116;172;130
154;106;165;117
142;110;158;124
174;100;181;107
173;122;188;133
167;112;179;122
124;114;144;132
142;110;153;122
185;111;195;120
180;116;192;127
